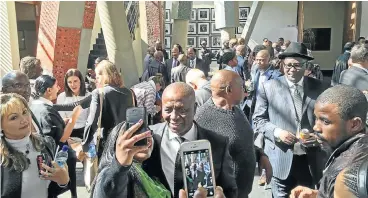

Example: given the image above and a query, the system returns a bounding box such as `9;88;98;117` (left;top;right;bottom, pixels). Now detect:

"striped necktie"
174;136;186;197
293;84;305;155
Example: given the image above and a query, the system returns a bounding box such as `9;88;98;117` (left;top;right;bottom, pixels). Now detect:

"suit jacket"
339;66;368;91
164;58;180;84
143;122;238;198
171;64;192;83
187;58;209;77
252;76;330;181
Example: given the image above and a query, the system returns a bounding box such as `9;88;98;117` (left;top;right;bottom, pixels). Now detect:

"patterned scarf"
132;163;171;198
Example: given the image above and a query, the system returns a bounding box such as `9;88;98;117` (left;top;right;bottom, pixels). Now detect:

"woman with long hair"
0;93;69;198
57;69;90;139
29;75;82;198
83;60;135;159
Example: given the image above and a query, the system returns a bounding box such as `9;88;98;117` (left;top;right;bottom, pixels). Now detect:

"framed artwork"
211;36;221;48
236;22;246;34
165;9;171;22
239;7;250;21
211;23;220;34
211;8;215;21
187;36;197;48
198;23;210;34
191;9;197;21
198;8;210;21
198;36;209;46
188;22;197;35
165;23;171;35
211;48;220;60
164;36;171;49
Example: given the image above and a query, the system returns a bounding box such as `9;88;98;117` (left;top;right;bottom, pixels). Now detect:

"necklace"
24;143;31;164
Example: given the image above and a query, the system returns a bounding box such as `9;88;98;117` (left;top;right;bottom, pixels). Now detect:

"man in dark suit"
187;47;208;77
144;82;238;198
164;46;180;85
339;43;368;91
253;42;330;198
331;42;354;86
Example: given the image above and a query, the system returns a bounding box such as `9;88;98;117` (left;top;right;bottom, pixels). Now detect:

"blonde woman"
82;60;135;158
0;93;69;198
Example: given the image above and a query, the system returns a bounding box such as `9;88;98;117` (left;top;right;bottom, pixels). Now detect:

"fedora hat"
278;42;314;60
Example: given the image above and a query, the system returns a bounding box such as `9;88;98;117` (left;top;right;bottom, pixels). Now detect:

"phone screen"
183;149;214;198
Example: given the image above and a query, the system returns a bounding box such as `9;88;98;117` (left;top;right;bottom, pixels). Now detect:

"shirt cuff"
274;128;283;141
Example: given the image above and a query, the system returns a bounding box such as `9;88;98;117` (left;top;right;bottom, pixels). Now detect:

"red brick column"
144;1;165;46
36;1;96;91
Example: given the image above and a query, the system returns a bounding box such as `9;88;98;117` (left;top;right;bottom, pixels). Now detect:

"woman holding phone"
0;93;69;198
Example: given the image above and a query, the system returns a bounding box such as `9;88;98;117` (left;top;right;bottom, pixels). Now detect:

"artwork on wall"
211;8;215;21
198;36;209;46
165;9;171;22
164;36;171;49
239;7;250;21
211;36;221;48
211;48;220;60
165;23;171;35
237;22;246;34
198;23;210;34
191;9;197;21
211;23;220;34
198;8;210;21
188;23;197;35
187;36;197;48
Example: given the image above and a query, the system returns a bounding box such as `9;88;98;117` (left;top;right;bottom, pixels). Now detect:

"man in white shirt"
187;48;208;76
145;82;237;198
252;42;330;198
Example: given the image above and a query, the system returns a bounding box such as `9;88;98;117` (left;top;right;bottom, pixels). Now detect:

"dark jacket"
82;85;134;153
331;51;350;86
164;58;180;85
187;58;209;77
1;135;58;198
93;122;238;198
318;132;368;198
339;66;368;91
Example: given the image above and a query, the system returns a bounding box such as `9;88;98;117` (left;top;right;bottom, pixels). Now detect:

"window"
303;28;331;51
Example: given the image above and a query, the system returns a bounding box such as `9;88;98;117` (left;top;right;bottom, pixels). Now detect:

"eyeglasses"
284;62;307;70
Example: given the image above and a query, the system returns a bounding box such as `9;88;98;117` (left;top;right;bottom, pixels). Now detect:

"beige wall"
15;2;36;21
304;1;345;70
360;1;368;38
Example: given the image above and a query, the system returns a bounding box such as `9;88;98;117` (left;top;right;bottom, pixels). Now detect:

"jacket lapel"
302;77;313;115
280;76;298;121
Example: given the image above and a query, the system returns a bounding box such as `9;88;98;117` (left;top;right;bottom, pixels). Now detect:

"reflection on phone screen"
183;149;214;198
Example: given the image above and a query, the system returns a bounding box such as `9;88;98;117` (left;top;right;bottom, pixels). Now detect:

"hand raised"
40;161;69;185
115;120;152;166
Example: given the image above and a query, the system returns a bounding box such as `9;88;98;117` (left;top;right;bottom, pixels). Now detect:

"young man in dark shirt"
290;85;368;198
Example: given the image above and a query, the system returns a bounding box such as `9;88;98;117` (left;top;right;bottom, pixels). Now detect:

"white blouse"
2;135;49;198
56;92;90;129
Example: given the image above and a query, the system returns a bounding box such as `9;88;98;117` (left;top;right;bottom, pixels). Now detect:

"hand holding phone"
115;120;152;166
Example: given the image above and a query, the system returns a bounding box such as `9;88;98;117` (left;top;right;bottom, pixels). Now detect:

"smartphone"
126;107;148;146
180;140;216;198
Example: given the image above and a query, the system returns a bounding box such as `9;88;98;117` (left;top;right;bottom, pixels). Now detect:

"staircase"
87;1;139;69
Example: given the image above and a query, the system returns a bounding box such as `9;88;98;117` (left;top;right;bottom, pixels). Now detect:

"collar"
168;123;197;142
33;97;53;106
352;64;368;73
285;76;304;88
198;80;209;89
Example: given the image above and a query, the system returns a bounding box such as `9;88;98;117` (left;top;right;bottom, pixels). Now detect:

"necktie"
293;84;305;155
172;59;177;68
190;60;194;68
174;137;186;198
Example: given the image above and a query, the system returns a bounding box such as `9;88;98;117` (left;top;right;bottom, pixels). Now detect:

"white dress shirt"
274;77;304;138
160;123;197;194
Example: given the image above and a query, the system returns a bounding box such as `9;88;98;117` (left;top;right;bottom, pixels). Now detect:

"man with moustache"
290;85;368;198
253;42;330;198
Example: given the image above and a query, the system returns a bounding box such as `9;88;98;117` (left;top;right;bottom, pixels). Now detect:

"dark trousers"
67;149;77;196
271;155;314;198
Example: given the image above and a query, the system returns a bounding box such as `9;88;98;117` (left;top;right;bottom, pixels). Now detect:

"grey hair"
350;44;368;63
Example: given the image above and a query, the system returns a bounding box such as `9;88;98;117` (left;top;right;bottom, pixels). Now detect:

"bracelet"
57;182;69;188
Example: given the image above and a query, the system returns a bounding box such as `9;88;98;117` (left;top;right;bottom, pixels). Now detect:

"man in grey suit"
339;43;368;91
253;42;330;198
164;46;180;85
171;54;192;83
187;47;208;77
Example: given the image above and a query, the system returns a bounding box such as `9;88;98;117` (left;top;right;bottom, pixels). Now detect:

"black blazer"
82;85;134;152
339;66;368;91
164;58;180;85
143;122;238;198
187;58;208;77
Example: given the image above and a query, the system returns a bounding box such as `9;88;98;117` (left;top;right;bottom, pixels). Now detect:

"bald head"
163;82;195;102
211;70;243;106
256;50;271;70
2;71;31;101
211;70;242;91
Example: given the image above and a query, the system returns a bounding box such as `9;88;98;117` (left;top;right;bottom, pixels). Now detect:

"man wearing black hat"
252;42;330;198
331;42;355;86
222;51;239;72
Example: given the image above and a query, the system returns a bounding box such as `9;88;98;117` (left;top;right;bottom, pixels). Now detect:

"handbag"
84;88;104;192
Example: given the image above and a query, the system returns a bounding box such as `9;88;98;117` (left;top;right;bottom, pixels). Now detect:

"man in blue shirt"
236;45;251;82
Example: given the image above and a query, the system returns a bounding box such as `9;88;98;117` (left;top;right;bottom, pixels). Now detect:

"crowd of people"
0;34;367;198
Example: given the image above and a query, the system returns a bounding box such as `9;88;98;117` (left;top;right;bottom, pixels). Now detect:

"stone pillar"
139;1;165;52
98;1;139;88
171;1;193;50
214;1;239;44
36;1;96;90
0;1;20;76
240;1;264;46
